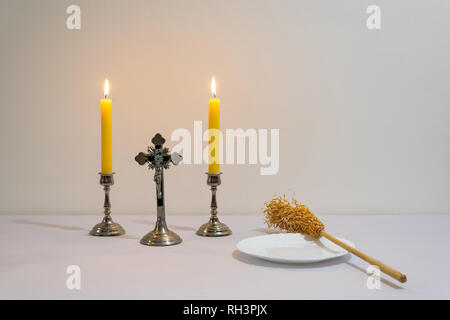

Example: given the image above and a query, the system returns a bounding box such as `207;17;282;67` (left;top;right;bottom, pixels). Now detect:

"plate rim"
236;233;354;264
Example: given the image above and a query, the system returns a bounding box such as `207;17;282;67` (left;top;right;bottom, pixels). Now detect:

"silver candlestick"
135;133;183;246
89;173;125;236
196;172;232;237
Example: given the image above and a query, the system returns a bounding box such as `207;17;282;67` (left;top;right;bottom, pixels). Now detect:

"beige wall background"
1;0;449;215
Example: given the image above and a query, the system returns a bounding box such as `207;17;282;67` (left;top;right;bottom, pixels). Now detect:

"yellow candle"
208;77;220;174
101;79;112;174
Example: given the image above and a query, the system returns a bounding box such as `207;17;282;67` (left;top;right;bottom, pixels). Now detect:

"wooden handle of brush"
321;231;407;283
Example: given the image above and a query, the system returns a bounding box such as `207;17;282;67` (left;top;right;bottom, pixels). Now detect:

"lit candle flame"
211;77;216;98
104;79;110;98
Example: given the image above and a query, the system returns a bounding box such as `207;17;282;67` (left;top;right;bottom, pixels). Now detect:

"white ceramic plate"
237;233;354;264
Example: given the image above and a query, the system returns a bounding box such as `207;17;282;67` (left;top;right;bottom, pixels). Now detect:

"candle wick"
104;94;110;99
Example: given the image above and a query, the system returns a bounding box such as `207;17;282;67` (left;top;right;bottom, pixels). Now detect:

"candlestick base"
140;217;182;246
196;172;232;237
89;215;125;237
89;173;125;237
196;217;232;237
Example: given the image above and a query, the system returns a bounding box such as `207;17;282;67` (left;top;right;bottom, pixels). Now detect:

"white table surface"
0;214;448;299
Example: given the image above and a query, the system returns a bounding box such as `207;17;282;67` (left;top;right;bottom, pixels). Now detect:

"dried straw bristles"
263;195;325;238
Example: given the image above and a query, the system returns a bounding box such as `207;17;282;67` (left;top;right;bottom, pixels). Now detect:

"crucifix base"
140;217;182;246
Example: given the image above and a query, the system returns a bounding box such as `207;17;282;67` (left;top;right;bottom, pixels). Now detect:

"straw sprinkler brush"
263;196;407;283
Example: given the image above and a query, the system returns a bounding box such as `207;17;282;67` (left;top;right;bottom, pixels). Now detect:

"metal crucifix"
135;133;183;246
